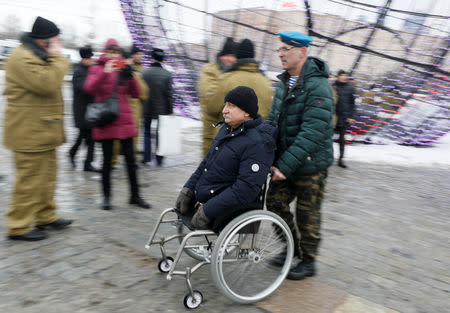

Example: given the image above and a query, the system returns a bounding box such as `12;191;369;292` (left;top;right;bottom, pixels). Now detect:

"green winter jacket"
266;56;334;179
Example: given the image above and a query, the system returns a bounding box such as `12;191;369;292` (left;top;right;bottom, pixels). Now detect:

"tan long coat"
3;44;70;152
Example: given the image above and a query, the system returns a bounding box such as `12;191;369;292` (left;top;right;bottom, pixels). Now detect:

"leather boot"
287;260;316;280
8;229;48;241
102;198;112;210
36;218;73;230
129;196;151;209
338;158;347;168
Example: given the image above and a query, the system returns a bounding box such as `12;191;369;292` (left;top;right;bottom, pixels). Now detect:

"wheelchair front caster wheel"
158;256;174;273
183;290;203;309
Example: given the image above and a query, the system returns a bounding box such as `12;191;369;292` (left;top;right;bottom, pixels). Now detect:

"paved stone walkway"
0;81;449;312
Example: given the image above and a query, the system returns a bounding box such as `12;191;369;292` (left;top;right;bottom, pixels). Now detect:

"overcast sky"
0;0;448;47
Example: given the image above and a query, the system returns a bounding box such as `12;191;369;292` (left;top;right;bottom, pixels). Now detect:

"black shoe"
36;218;73;230
102;198;112;210
287;261;316;280
129;196;151;209
338;159;347;168
83;164;101;173
69;153;76;169
8;229;48;241
156;155;163;166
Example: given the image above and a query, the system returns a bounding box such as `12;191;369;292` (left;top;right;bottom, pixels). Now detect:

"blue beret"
277;31;313;47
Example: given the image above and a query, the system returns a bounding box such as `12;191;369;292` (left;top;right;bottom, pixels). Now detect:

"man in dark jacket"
69;46;100;172
333;70;356;168
175;86;276;229
142;48;173;166
266;31;334;280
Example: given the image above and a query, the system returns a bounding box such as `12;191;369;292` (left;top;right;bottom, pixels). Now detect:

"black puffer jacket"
72;62;94;129
142;62;173;119
185;116;277;219
334;81;355;127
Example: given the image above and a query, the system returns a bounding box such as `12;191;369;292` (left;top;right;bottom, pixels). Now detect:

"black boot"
287;260;316;280
129;196;151;209
84;164;101;173
8;229;48;241
338;158;347;168
36;218;73;230
102;198;112;210
69;152;76;169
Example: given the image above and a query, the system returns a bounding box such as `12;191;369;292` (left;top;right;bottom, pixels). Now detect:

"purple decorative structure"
119;0;449;146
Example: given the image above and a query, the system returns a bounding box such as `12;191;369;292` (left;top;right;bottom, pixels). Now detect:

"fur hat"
218;37;236;56
152;48;164;62
224;86;258;119
236;39;254;59
79;46;93;59
30;16;60;39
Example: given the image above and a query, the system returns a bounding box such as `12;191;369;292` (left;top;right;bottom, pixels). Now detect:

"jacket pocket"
39;114;64;147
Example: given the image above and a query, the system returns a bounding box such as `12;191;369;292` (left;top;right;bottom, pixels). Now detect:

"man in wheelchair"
175;86;277;229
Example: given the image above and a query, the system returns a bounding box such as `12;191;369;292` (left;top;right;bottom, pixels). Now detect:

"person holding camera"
3;16;72;241
84;38;150;210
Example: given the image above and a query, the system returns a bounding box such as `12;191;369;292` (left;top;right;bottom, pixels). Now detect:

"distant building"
207;7;447;79
403;15;427;34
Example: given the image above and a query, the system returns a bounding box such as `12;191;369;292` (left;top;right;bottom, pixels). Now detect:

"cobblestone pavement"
0;81;449;312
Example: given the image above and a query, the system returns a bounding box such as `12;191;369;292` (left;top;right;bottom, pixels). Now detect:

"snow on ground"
337;132;450;167
179;116;450;168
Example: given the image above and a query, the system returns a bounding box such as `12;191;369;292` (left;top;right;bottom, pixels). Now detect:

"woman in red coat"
84;38;150;210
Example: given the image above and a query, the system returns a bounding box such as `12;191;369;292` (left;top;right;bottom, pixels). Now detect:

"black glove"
191;203;212;229
175;187;195;214
119;64;133;82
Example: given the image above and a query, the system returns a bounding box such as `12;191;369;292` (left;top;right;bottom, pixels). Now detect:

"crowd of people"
2;16;357;282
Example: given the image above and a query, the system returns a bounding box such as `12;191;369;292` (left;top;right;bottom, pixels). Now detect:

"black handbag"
85;83;120;127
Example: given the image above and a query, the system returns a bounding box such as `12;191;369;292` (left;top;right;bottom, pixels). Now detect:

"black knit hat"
130;44;141;55
224;86;258;119
218;37;236;56
30;16;60;39
79;46;93;59
152;48;164;62
337;69;348;76
236;39;254;59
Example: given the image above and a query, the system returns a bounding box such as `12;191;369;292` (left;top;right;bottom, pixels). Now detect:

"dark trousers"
336;125;347;159
143;118;163;165
69;128;95;167
101;138;139;200
266;170;328;262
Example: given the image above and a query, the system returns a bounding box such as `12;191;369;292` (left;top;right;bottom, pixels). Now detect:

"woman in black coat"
69;46;99;172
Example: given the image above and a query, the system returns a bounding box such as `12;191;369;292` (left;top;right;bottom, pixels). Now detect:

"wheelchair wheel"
158;256;174;273
210;210;294;304
176;222;215;261
183;290;203;309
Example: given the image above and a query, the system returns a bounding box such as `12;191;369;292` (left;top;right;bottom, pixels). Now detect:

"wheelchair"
145;185;294;309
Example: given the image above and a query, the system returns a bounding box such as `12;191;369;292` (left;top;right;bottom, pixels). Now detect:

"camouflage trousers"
266;170;328;262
